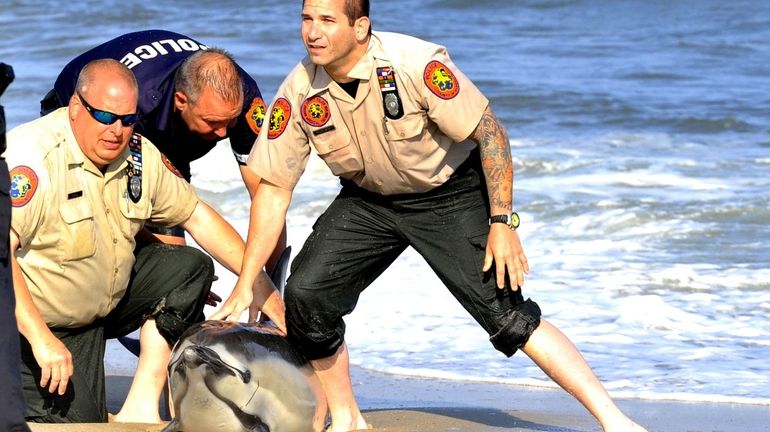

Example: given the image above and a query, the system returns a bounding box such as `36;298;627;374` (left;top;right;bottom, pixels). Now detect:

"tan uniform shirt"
248;31;489;195
4;108;198;328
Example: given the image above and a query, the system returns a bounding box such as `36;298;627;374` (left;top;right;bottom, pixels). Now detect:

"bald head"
75;58;138;101
174;48;244;106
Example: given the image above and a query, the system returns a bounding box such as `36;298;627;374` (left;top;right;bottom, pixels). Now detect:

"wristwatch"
488;212;520;230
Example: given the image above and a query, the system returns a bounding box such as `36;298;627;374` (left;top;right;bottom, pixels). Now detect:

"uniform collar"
347;35;379;80
366;32;391;64
306;61;334;98
305;34;387;99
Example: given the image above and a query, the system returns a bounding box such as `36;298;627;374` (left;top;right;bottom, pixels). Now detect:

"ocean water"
2;0;769;407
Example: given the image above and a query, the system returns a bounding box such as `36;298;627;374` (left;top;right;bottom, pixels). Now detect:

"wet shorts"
285;150;541;361
20;243;214;423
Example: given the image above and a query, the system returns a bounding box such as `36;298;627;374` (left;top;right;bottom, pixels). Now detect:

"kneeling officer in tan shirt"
3;59;278;424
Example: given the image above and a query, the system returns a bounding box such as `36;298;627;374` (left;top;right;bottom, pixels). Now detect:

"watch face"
510;212;520;229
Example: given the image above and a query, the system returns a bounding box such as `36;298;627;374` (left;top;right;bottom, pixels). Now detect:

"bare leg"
522;319;647;432
303;366;330;431
113;319;169;423
310;342;368;432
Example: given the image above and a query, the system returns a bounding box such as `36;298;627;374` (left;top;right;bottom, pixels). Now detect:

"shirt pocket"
119;194;152;240
311;127;364;178
384;112;429;168
58;197;96;261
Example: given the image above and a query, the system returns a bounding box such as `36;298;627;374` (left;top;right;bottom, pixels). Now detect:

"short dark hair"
303;0;370;29
343;0;369;26
174;48;244;105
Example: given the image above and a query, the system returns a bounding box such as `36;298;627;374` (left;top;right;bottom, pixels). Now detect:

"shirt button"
113;238;118;244
114;268;119;275
400;131;405;137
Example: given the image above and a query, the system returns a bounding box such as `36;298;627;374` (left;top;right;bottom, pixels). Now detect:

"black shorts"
20;243;213;423
285;150;541;361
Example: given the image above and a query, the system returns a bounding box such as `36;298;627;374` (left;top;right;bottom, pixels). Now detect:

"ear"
354;16;370;43
69;94;82;121
174;91;189;112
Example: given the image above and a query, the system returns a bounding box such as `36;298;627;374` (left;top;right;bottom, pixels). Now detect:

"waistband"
340;148;484;205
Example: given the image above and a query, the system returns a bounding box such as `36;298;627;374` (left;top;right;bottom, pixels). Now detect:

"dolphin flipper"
117;333;141;357
257;246;292;324
270;246;292;297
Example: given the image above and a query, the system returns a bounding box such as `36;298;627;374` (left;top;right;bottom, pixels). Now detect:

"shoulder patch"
300;96;331;127
246;96;268;135
161;154;184;178
423;60;460;100
10;166;39;207
268;98;292;140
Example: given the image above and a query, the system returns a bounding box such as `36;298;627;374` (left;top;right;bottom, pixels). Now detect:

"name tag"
313;125;336;136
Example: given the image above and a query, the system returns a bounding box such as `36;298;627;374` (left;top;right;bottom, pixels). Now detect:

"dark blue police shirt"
41;29;265;181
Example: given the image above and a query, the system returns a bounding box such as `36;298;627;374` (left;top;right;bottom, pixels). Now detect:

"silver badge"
128;174;142;203
384;92;400;117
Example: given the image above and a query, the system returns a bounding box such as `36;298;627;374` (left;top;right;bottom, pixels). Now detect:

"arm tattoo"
469;106;513;215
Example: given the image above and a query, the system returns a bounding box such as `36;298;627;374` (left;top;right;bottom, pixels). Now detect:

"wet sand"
27;366;769;431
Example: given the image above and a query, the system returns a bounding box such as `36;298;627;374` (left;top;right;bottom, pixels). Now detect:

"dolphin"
162;246;323;432
162;320;319;432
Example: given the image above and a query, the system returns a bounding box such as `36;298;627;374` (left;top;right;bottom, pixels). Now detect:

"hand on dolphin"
210;271;287;332
209;277;253;322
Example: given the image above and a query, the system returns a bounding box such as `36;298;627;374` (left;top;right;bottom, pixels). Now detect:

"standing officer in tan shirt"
220;1;647;431
4;59;281;424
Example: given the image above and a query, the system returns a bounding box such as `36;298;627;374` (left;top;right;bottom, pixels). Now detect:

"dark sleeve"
228;70;267;165
40;30;201;117
41;54;89;115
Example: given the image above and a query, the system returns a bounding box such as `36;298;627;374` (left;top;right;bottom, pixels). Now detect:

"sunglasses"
77;91;140;127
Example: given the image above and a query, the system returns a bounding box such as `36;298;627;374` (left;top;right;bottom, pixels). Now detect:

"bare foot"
112;408;161;424
327;418;369;432
603;417;648;432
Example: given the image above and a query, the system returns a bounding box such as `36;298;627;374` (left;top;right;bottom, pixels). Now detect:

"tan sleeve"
416;45;489;142
142;139;199;226
246;70;312;191
8;160;48;247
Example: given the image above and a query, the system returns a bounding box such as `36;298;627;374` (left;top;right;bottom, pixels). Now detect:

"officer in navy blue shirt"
41;30;282;257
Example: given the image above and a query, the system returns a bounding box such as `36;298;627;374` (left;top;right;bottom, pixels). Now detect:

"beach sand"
26;366;769;432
